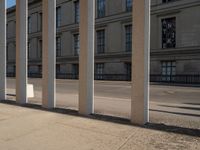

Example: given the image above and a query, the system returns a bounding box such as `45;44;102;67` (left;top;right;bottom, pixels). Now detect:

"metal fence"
150;74;200;84
28;73;78;79
7;73;200;84
7;72;16;77
7;72;131;81
94;74;131;81
53;73;130;81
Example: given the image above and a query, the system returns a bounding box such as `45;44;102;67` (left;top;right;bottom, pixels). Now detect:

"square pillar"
79;0;95;115
0;0;6;100
131;0;150;125
16;0;28;104
42;0;56;108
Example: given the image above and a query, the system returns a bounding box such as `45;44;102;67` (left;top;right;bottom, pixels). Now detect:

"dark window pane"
162;0;176;3
72;64;79;79
74;1;80;23
125;25;132;52
96;63;104;80
162;17;176;49
97;30;105;54
97;0;105;18
74;34;80;56
161;61;176;81
56;7;61;27
126;0;132;12
56;37;61;57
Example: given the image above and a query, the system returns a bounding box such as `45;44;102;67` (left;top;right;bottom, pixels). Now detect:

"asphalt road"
6;78;200;129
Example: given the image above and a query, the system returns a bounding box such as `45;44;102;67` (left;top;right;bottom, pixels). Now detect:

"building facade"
6;0;200;83
151;0;200;83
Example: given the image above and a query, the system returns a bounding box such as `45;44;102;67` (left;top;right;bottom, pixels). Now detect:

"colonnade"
0;0;150;125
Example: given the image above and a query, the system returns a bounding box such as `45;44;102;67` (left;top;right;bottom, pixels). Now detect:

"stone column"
42;0;56;108
79;0;95;115
16;0;28;104
131;0;150;125
0;0;6;100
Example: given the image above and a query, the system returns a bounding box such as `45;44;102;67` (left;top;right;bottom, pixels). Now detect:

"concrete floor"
6;78;200;129
0;103;199;150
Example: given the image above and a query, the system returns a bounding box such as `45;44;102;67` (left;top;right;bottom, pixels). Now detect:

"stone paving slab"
0;103;199;150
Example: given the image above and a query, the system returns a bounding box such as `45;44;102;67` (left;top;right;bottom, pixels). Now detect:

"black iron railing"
27;73;131;81
150;74;200;84
7;73;200;84
94;74;131;81
28;73;42;78
7;72;16;77
28;73;78;79
56;73;78;79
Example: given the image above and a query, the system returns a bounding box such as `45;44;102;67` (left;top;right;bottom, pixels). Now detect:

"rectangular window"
74;34;80;56
161;61;176;81
6;23;8;36
74;1;80;23
38;65;42;74
126;0;132;12
72;64;79;79
39;13;42;31
6;44;8;61
96;63;104;80
162;0;175;3
56;37;61;57
125;25;132;52
39;40;42;58
96;29;105;54
125;63;131;80
13;65;16;74
28;16;31;33
28;65;31;74
162;17;176;49
28;41;30;59
56;64;61;73
56;7;61;28
97;0;105;18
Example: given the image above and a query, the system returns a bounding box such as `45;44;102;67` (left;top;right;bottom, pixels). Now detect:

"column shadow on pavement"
0;99;199;138
151;109;200;117
183;103;200;106
7;94;16;97
158;104;200;111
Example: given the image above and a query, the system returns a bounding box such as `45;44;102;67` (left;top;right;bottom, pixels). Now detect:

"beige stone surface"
131;0;150;125
0;0;6;100
79;0;95;115
0;103;199;150
42;0;56;108
16;0;28;104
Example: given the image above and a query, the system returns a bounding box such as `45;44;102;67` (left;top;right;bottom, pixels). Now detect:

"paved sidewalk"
0;102;199;150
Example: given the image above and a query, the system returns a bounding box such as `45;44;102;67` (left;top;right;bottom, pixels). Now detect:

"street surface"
6;78;200;129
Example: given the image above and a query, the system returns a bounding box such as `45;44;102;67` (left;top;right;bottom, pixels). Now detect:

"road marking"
94;96;131;102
